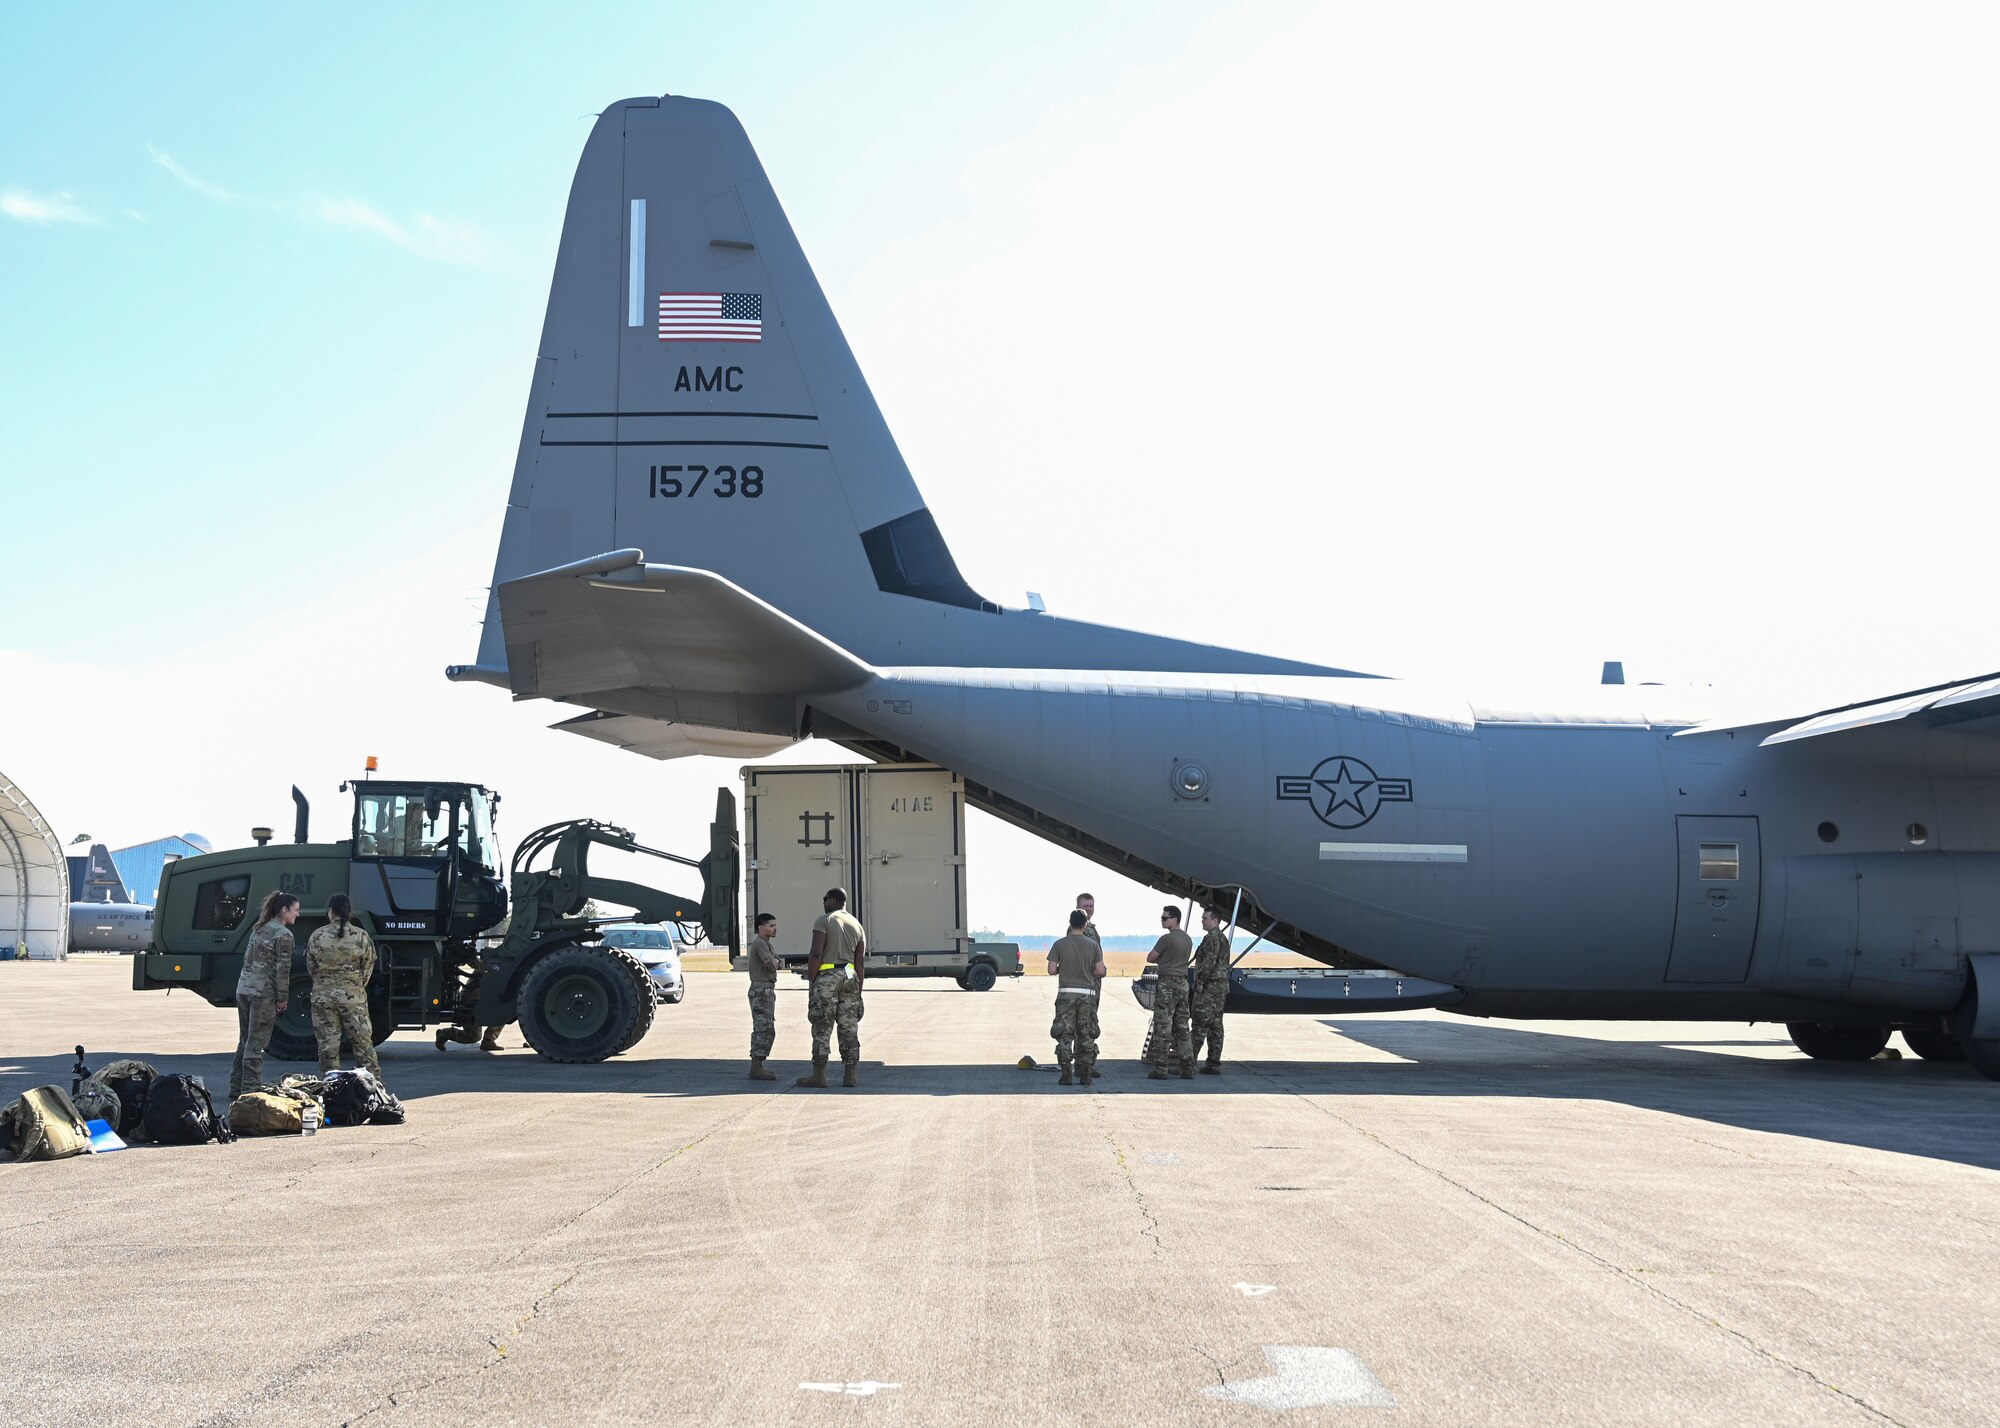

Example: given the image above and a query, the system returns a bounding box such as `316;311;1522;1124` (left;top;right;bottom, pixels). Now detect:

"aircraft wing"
1674;672;2000;747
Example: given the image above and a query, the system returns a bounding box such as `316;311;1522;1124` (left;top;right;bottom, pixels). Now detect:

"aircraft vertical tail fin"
467;95;1359;707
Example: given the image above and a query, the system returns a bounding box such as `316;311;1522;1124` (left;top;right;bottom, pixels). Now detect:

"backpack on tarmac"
0;1085;95;1162
94;1060;158;1139
320;1069;405;1127
142;1074;234;1146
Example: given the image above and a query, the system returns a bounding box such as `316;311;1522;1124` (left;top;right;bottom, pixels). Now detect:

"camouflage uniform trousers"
807;973;863;1065
1190;980;1228;1064
312;983;381;1078
1147;976;1194;1070
1049;994;1100;1072
748;983;777;1060
230;993;280;1099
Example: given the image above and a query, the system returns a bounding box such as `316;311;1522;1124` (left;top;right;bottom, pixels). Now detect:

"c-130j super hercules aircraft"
449;94;2000;1081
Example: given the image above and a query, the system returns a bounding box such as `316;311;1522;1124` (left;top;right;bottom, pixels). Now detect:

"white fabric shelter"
0;771;66;959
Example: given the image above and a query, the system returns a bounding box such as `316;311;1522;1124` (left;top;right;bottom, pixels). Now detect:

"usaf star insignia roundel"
1274;757;1414;830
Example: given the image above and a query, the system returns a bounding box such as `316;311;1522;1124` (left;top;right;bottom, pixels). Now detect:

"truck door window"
456;791;496;869
192;875;251;931
356;792;451;859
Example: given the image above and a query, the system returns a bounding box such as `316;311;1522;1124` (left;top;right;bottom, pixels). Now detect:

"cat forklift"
134;778;737;1064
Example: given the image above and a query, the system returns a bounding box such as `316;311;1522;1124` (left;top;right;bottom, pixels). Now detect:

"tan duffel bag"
228;1091;306;1136
0;1085;94;1161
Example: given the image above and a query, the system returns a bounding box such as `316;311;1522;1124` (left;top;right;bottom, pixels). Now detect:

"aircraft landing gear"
1901;1026;1967;1062
1963;1039;2000;1083
1786;1022;1891;1061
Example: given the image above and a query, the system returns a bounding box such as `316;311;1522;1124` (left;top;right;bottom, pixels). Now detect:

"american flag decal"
658;291;763;342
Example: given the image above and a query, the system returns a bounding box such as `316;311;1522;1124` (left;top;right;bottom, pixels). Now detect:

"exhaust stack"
292;786;310;844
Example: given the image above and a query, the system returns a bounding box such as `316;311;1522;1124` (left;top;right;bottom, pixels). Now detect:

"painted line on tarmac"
1205;1346;1395;1409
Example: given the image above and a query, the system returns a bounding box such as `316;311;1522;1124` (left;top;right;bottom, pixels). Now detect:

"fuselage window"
1698;843;1740;881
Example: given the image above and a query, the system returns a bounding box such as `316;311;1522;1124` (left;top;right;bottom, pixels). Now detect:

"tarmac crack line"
1245;1063;1908;1427
1102;1127;1164;1257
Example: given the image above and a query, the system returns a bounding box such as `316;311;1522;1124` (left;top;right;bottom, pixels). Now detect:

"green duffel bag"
72;1080;122;1129
0;1085;94;1161
228;1091;305;1136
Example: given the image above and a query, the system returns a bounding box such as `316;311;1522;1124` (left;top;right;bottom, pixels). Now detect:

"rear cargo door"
858;767;966;957
746;768;850;959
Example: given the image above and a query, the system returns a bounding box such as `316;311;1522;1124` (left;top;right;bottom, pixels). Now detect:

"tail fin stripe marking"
538;438;829;450
545;411;819;422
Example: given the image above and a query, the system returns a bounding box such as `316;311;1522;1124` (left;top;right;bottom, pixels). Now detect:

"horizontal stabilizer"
1675;671;2000;746
491;552;872;723
552;710;796;762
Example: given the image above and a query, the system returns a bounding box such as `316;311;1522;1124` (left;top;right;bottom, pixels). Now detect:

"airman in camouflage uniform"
307;894;380;1078
1049;910;1107;1085
1189;905;1231;1074
746;912;780;1080
798;888;866;1088
1076;893;1110;1074
434;959;503;1052
230;892;300;1098
1146;905;1195;1080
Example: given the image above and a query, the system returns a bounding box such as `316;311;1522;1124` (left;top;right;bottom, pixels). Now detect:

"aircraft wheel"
517;942;645;1063
1964;1038;2000;1082
963;961;998;992
1786;1022;1891;1061
1902;1026;1966;1062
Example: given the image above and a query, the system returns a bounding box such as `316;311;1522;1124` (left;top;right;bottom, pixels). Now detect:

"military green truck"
134;781;737;1063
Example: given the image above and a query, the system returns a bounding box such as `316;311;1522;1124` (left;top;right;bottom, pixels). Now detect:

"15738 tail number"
648;464;764;499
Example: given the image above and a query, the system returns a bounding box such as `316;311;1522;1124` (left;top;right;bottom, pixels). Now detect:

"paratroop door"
1664;815;1761;983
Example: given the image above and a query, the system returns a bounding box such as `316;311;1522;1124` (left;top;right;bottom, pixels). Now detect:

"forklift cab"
349;782;508;939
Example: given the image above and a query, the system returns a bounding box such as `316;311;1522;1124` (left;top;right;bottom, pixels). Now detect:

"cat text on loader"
134;782;739;1063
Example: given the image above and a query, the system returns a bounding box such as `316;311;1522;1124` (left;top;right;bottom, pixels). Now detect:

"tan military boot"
1202;1060;1221;1075
1079;1065;1094;1086
1147;1067;1169;1080
433;1030;450;1052
796;1058;828;1088
1058;1069;1074;1086
480;1026;503;1052
842;1060;859;1088
748;1057;776;1081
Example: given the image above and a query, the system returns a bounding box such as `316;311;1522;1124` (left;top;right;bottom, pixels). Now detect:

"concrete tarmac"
3;958;1996;1427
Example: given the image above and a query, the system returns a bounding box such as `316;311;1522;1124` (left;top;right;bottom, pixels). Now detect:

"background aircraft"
451;96;2000;1080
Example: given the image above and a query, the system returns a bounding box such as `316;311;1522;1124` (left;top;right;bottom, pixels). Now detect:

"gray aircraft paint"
68;902;154;953
454;96;2000;1044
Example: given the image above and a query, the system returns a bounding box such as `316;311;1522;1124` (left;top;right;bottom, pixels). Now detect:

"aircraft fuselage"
819;670;2000;1023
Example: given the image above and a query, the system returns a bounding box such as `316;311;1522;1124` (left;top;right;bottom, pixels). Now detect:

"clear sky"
5;3;1997;933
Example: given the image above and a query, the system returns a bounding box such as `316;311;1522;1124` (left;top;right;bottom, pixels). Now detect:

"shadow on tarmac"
1312;1018;2000;1173
7;1017;1994;1171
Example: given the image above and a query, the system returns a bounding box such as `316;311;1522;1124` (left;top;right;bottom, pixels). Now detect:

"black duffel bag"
320;1070;405;1127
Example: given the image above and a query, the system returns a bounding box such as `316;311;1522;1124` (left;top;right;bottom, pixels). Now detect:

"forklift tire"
614;949;659;1054
963;961;999;992
517;943;647;1063
266;976;385;1062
